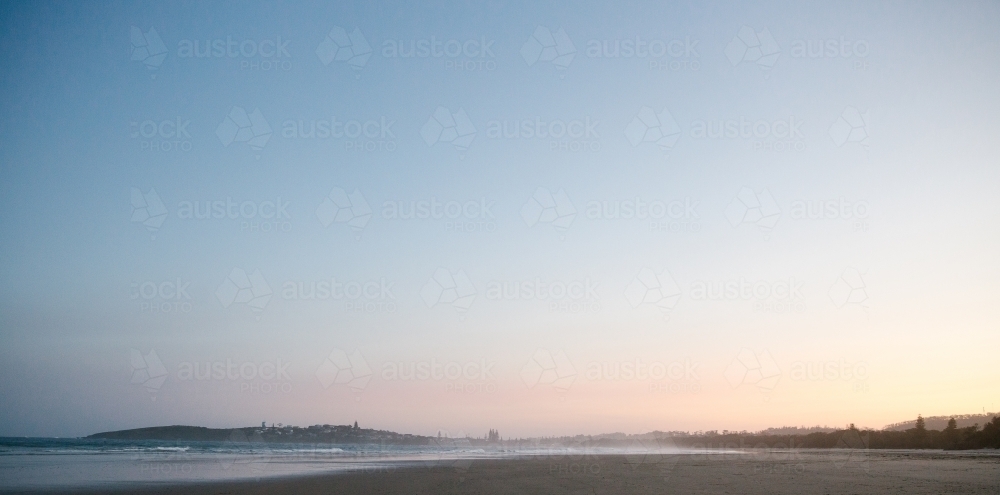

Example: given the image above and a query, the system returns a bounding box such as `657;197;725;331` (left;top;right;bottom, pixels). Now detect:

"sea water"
0;436;425;490
0;436;748;491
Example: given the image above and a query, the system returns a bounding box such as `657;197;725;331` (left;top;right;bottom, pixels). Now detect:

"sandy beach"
12;450;998;495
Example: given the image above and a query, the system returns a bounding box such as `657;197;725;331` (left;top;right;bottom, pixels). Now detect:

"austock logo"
217;106;272;158
280;115;396;152
316;26;372;78
625;106;682;153
586;196;699;220
724;348;781;398
382;358;497;395
689;277;805;314
421;268;477;316
586;35;700;73
624;270;806;316
381;358;496;381
725;187;781;239
585;358;699;382
791;37;869;60
521;187;576;238
585;196;700;234
790;196;872;233
521;349;576;392
521;26;576;76
130;348;168;396
431;431;476;477
177;358;291;381
789;198;869;221
174;196;292;235
485;278;600;314
216;268;273;319
624;436;681;481
316;187;372;238
382;34;497;72
130;187;167;238
485;116;600;153
131;26;294;76
832;429;871;473
381;196;497;233
425;110;600;155
176;34;292;72
130;117;192;152
219;430;273;474
281;277;396;314
485;279;599;301
421;106;476;157
177;358;292;394
316;349;373;392
725;26;780;75
829;107;870;148
318;27;498;73
176;36;291;59
624;268;682;320
131;279;192;314
130;26;168;77
829;268;868;309
789;360;868;382
689;115;805;152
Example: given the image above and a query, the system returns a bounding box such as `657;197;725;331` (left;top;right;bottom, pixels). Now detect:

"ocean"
0;436;718;491
0;436;488;491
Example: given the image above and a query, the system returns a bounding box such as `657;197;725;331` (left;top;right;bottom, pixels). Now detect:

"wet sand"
13;450;1000;494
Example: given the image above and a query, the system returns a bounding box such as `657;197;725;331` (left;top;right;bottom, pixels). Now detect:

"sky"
0;0;998;439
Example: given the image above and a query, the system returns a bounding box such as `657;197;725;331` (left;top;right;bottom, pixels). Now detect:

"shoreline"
3;450;998;495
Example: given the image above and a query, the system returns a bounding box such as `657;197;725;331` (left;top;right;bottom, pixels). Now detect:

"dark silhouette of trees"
912;414;927;447
669;415;1000;451
944;417;958;448
978;416;1000;448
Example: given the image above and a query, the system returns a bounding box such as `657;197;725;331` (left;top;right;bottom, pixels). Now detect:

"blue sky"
1;0;999;438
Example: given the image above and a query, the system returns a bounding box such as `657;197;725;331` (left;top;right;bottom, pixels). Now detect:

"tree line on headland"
517;415;1000;451
630;415;1000;451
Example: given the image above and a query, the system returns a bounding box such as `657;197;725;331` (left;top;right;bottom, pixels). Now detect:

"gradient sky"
1;0;998;439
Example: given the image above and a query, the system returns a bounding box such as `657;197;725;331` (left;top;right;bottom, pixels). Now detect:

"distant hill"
88;424;433;445
883;413;997;431
89;425;231;441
